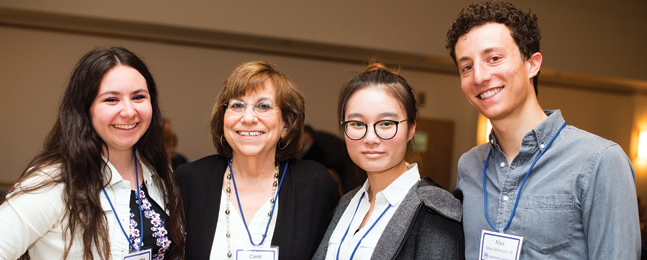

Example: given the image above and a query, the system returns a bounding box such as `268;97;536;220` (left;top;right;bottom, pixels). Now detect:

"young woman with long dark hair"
0;47;185;260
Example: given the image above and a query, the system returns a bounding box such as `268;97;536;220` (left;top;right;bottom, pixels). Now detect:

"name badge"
479;230;523;260
235;246;279;260
123;249;152;260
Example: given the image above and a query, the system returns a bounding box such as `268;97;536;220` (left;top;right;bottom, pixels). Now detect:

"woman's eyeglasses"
341;119;409;140
224;100;279;115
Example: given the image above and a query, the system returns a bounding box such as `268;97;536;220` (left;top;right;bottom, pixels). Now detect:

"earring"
220;135;226;147
278;139;290;150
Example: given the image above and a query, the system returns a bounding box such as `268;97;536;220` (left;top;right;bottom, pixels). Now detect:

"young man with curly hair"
446;1;640;259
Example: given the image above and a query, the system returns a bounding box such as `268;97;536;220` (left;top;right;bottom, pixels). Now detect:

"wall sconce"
477;114;492;145
638;130;647;159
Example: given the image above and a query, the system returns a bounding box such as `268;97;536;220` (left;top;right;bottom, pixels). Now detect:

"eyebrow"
346;112;401;119
231;96;273;103
457;56;471;64
97;89;148;98
482;47;497;55
457;47;503;63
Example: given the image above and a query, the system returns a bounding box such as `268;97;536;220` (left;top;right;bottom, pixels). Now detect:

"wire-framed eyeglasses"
224;100;279;114
341;119;409;140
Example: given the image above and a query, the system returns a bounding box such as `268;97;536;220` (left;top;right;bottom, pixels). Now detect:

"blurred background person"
0;47;185;260
175;61;339;259
164;119;189;170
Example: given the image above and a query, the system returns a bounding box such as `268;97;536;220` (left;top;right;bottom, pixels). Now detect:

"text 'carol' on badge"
235;247;279;260
479;230;523;260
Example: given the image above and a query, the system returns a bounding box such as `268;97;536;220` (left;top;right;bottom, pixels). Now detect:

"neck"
491;106;547;163
104;148;138;189
230;153;277;181
365;160;408;203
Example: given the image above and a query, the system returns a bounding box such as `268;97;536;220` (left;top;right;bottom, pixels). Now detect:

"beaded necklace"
224;159;279;259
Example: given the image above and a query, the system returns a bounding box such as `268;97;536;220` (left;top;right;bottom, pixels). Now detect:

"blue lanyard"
102;151;144;251
228;159;288;247
483;121;566;232
336;192;392;260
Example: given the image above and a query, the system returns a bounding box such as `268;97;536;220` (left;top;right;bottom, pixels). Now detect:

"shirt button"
503;196;509;201
500;162;505;168
539;143;546;149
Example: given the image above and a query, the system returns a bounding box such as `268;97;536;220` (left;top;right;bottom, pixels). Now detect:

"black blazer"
175;155;340;259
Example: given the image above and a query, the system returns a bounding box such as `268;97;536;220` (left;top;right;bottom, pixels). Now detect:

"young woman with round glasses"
313;63;464;260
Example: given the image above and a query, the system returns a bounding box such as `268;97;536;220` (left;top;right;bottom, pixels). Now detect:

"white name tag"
479;230;523;260
123;249;152;260
236;247;279;260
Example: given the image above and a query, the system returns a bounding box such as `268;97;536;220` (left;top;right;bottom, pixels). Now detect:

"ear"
281;121;288;138
407;120;417;142
527;52;543;78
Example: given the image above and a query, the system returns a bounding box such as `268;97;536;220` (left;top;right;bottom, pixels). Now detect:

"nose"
472;63;491;86
241;105;257;123
363;125;381;144
120;101;137;118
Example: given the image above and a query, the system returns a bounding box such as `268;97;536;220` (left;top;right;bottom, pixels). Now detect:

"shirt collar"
102;151;154;187
488;110;565;149
360;163;421;206
531;110;566;148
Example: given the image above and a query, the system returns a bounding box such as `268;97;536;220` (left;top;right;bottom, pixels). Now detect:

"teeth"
479;87;503;99
113;124;136;130
238;131;263;136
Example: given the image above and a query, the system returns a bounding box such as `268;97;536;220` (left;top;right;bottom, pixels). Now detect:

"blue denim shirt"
456;110;640;259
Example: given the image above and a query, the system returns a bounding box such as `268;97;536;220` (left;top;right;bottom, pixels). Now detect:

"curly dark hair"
446;1;541;94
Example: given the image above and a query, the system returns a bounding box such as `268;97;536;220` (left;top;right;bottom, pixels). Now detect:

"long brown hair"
2;47;185;260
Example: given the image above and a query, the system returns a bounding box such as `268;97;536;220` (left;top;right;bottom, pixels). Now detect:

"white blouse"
325;163;420;260
0;155;168;260
210;189;279;259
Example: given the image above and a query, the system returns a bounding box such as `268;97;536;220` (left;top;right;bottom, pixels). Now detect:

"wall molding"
1;7;646;95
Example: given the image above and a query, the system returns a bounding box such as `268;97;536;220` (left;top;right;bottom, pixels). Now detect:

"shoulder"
332;186;360;212
13;164;63;193
415;177;462;222
458;143;490;165
457;143;490;182
560;125;615;146
558;126;628;162
175;155;226;177
287;158;328;172
286;158;340;195
4;164;66;211
285;158;337;189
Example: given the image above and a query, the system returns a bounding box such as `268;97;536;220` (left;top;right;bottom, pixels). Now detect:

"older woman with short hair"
175;61;339;260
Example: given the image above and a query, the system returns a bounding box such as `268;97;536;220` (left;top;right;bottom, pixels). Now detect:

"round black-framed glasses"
341;119;409;140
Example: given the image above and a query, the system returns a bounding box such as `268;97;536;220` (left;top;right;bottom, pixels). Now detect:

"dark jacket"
313;177;464;260
175;155;340;259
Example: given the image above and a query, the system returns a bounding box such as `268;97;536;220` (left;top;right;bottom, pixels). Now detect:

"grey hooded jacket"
313;177;464;260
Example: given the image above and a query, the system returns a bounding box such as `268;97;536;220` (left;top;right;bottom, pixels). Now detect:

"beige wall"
1;0;646;198
1;0;645;81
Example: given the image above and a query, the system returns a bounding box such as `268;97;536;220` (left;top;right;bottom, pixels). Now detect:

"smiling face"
223;78;286;160
343;87;415;175
90;65;152;156
455;22;542;122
